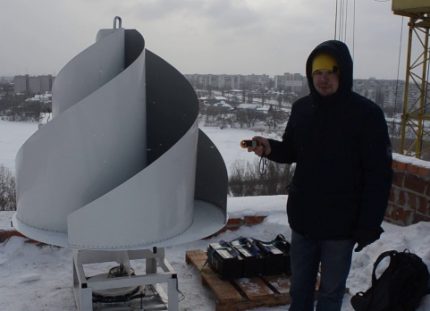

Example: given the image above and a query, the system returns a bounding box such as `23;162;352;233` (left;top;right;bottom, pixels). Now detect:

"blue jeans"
289;231;354;311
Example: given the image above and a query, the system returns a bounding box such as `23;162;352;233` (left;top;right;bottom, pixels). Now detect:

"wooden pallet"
185;249;291;311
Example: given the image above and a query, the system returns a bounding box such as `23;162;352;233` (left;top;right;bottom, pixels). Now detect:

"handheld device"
240;140;259;148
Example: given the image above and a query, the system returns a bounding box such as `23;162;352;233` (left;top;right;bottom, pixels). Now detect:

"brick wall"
386;154;430;225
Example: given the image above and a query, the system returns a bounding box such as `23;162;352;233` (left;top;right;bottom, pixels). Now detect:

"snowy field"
0;119;430;310
200;126;281;175
0;120;38;172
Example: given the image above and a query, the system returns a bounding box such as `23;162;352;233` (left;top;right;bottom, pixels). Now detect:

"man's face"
312;70;339;97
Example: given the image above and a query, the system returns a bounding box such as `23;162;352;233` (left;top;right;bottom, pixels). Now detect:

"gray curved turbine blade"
13;24;227;250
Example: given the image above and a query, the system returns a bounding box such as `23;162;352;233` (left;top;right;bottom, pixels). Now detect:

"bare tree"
0;165;16;211
228;159;294;197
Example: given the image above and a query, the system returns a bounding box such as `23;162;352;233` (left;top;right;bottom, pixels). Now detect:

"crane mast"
393;1;430;158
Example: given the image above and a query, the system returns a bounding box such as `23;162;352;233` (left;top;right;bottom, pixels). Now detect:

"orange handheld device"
240;140;258;148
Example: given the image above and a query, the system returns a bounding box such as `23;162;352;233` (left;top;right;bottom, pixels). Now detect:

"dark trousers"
289;231;354;311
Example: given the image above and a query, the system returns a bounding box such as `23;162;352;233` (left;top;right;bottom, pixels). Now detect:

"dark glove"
353;227;383;252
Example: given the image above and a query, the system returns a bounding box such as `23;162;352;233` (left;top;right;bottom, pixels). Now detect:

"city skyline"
1;0;408;79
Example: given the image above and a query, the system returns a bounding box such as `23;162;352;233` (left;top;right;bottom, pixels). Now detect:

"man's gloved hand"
353;227;383;252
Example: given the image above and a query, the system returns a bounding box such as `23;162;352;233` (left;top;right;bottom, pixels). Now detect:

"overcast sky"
1;0;408;79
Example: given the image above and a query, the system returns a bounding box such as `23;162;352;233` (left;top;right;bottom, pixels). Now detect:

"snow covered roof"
214;96;227;101
213;101;233;109
237;103;260;110
256;106;270;113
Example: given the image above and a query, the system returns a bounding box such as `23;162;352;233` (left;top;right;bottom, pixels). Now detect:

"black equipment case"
207;234;291;279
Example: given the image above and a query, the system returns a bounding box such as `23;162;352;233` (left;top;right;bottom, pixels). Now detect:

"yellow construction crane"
393;1;430;158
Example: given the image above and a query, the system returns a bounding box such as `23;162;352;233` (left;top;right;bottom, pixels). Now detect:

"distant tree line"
0;94;51;122
202;104;289;132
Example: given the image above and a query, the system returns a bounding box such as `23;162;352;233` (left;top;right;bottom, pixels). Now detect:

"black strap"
352;250;398;311
371;250;398;285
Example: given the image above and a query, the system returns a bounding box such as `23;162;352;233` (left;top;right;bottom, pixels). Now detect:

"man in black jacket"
249;40;392;310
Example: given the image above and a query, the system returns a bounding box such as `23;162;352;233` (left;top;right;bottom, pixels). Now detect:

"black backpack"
351;250;430;311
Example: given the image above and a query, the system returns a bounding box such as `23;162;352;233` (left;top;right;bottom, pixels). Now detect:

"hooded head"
306;40;353;101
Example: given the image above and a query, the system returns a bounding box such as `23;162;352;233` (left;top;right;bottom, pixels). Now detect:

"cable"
392;16;404;142
177;286;186;302
334;0;338;40
344;0;349;42
259;156;268;175
339;0;343;41
92;286;141;303
334;0;354;43
394;17;404;119
200;259;209;271
422;42;430;151
352;0;356;59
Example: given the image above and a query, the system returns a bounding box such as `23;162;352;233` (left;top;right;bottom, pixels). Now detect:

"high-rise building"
13;75;28;94
12;75;54;94
274;73;305;92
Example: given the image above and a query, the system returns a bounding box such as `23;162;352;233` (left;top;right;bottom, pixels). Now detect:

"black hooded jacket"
268;40;393;240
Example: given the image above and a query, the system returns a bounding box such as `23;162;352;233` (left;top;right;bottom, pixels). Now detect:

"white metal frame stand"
72;247;179;311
